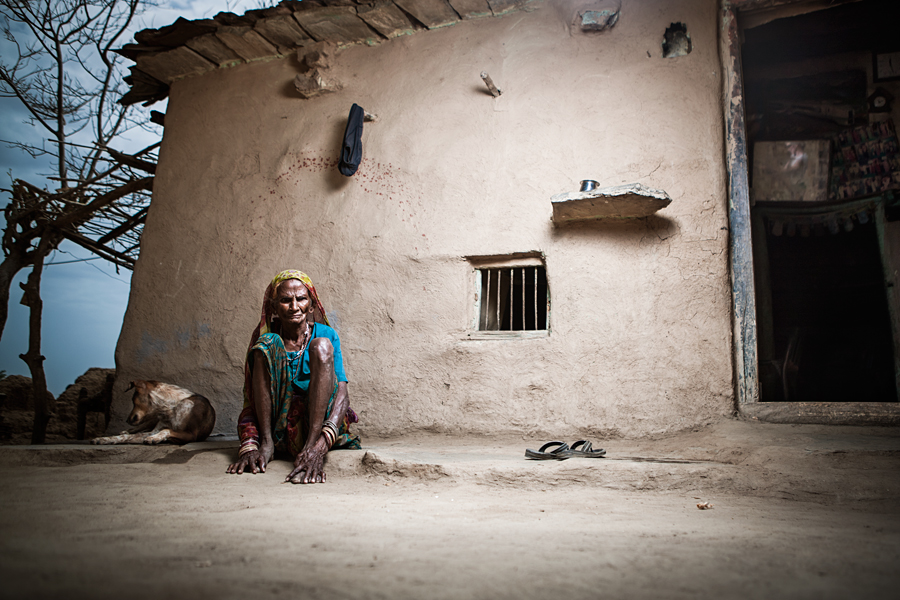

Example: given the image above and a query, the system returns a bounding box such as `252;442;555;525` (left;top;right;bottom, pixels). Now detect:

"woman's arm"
285;381;348;484
226;351;276;474
331;381;350;438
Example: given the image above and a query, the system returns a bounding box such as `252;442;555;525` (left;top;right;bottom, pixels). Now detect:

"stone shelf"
551;183;672;223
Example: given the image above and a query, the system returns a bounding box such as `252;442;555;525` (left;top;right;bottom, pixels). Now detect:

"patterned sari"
237;270;360;456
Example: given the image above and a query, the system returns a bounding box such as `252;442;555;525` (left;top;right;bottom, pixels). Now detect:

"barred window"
478;266;548;330
468;254;549;333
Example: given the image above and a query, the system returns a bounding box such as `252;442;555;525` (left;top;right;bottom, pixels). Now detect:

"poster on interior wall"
830;119;900;200
752;140;831;202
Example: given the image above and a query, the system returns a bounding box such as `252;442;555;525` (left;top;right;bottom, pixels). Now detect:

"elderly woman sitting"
227;270;359;483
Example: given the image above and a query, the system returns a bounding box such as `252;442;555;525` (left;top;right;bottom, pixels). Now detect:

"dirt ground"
1;418;899;600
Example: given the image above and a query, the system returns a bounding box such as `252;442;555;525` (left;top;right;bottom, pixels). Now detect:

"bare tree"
1;0;157;443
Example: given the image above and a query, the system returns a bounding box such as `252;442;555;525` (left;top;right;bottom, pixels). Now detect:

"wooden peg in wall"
480;72;501;97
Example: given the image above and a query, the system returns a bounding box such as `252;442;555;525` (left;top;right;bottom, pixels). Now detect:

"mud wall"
115;0;734;438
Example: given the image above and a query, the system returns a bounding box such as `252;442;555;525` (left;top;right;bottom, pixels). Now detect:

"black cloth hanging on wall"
338;103;364;176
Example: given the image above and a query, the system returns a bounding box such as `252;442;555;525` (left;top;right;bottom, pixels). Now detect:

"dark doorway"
761;220;896;401
742;0;900;402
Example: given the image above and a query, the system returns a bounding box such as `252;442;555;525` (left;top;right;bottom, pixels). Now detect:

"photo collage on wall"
830;119;900;200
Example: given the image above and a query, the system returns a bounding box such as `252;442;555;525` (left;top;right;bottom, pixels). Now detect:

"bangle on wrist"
239;442;259;456
322;427;336;449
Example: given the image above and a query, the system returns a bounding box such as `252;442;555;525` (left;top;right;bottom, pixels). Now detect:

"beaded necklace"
284;323;312;381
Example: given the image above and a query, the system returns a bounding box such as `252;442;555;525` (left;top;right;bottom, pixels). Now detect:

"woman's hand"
286;436;328;483
226;439;274;474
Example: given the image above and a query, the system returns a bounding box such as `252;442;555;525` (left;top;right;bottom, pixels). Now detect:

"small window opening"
477;265;548;331
662;22;691;58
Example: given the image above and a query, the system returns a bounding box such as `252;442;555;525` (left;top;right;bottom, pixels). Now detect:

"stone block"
551;183;672;222
580;9;619;32
298;41;338;70
294;68;343;99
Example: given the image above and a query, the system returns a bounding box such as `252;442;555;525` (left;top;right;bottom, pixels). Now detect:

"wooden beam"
136;46;216;84
105;148;156;174
215;25;279;61
253;14;314;53
480;71;501;97
874;202;900;401
726;0;861;12
730;0;865;30
741;402;900;425
97;208;148;245
293;7;381;45
357;2;419;39
185;33;243;67
53;177;153;232
447;0;493;19
721;7;760;408
393;0;460;29
487;0;531;16
57;229;136;270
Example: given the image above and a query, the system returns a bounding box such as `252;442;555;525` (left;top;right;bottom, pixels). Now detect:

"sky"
0;1;260;395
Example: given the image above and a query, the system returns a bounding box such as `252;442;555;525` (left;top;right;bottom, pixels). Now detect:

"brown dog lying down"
92;380;215;445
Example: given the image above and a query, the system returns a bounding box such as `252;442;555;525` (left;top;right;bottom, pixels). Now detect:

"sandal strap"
571;440;592;453
538;440;570;453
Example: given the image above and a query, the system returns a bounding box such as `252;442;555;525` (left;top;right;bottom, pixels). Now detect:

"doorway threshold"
740;402;900;425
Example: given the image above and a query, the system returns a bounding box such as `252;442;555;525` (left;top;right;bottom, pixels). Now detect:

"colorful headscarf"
251;269;329;342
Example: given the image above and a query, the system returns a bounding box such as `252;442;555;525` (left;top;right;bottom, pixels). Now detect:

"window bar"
521;267;525;330
546;272;551;329
509;268;514;331
534;267;538;330
494;269;500;330
484;269;491;330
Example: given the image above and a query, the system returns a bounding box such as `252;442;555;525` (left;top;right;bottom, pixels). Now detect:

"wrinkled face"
272;279;312;326
126;382;153;426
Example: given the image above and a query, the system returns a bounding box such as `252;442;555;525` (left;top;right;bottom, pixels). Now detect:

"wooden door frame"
720;0;900;424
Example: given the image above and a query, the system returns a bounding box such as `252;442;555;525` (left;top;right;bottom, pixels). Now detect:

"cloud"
0;98;57;185
0;242;131;395
136;0;261;30
0;0;262;395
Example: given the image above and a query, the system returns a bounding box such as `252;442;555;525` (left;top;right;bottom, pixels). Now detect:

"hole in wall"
662;22;691;58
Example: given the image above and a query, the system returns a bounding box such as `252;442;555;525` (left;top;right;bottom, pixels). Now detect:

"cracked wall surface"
115;0;734;438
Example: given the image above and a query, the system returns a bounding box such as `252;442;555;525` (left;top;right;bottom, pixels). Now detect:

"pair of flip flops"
525;440;607;460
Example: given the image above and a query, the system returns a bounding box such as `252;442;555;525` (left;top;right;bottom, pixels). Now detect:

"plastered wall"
115;0;735;438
